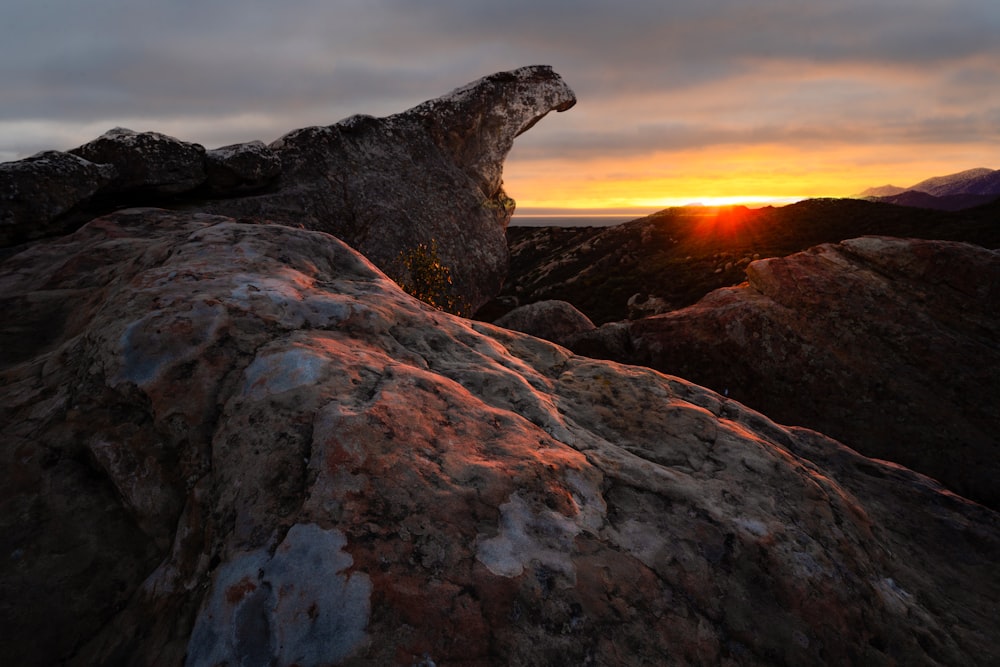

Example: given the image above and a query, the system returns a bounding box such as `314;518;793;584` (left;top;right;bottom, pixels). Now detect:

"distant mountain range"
859;167;1000;210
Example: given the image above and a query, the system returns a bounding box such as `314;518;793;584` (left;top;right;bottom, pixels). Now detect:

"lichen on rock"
2;209;998;665
186;523;372;666
0;66;576;313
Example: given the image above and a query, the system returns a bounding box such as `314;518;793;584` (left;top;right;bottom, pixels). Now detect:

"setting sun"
505;141;1000;213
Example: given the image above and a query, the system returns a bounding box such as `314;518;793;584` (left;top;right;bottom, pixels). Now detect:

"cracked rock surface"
2;209;998;665
571;236;1000;510
1;66;576;313
204;65;576;313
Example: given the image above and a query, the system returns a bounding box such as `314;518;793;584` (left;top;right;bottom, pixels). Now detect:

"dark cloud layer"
2;0;998;195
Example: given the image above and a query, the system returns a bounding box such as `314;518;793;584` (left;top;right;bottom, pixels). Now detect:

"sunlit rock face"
571;236;1000;510
2;210;998;666
0;66;576;313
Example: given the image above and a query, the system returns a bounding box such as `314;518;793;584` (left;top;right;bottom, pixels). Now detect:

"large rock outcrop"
0;66;576;312
2;210;998;666
570;236;1000;510
0;151;116;245
202;65;575;313
493;299;596;346
69;127;209;196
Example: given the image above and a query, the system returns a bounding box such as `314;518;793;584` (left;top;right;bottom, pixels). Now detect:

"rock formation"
204;140;283;195
493;299;596;346
0;65;576;311
2;211;999;665
69;127;209;196
202;65;576;313
0;151;115;246
570;236;1000;510
627;292;672;319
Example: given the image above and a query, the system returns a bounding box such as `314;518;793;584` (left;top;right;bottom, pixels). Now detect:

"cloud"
1;0;998;195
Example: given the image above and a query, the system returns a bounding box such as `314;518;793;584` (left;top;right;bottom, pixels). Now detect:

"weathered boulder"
493;299;595;346
205;65;576;312
69;127;207;195
572;236;1000;509
204;140;282;195
0;66;575;312
627;291;672;319
0;151;115;246
2;211;998;666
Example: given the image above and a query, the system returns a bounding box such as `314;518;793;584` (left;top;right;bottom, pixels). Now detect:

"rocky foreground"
2;66;1000;666
2;208;999;666
2;65;576;313
561;236;1000;512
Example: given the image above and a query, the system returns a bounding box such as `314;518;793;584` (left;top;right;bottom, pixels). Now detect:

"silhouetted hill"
860;167;1000;210
489;197;1000;324
870;190;999;211
858;184;906;197
910;167;1000;196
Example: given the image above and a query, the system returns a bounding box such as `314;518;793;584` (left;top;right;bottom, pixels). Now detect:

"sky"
3;0;1000;212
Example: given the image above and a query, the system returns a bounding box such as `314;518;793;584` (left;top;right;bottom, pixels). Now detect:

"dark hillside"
491;197;1000;324
866;190;998;210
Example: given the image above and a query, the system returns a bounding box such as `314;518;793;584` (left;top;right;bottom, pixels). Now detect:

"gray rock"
0;151;115;246
204;140;282;195
69;127;207;194
2;210;998;666
0;67;576;313
206;65;577;313
494;299;595;345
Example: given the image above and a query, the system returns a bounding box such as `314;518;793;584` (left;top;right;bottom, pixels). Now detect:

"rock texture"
627;292;672;319
70;127;208;195
0;66;576;313
203;65;576;313
493;299;596;346
2;211;999;666
204;140;283;195
0;151;115;246
571;236;1000;510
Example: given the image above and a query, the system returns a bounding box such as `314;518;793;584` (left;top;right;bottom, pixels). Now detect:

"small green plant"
392;240;468;316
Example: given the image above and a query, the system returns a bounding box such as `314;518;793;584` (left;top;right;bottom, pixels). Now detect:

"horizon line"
512;196;823;217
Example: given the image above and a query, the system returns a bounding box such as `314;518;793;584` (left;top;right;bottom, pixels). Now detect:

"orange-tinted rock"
1;213;998;665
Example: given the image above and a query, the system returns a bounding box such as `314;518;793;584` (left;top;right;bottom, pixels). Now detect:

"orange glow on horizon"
691;205;754;239
504;141;999;211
